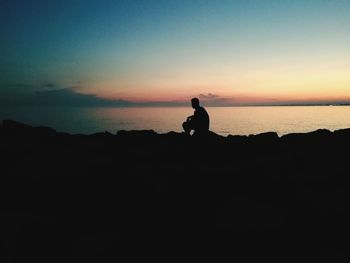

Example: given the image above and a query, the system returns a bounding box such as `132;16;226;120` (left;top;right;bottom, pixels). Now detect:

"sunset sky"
1;0;350;106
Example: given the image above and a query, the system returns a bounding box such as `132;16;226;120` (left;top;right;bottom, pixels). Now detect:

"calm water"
1;106;350;136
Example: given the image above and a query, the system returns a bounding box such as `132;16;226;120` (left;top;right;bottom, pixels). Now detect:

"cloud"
34;88;133;107
6;82;346;108
41;81;57;89
2;82;188;107
12;83;34;88
33;88;194;107
196;93;233;106
196;93;291;106
198;93;220;100
2;81;135;107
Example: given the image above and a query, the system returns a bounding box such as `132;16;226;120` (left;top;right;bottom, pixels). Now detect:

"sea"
1;106;350;136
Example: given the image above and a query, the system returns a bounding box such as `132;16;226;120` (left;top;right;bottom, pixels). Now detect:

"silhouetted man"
182;98;210;136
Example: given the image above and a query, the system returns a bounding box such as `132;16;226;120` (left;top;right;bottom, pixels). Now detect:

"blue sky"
1;0;350;106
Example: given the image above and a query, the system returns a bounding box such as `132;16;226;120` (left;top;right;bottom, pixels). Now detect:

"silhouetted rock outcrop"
2;119;350;262
2;119;33;135
117;129;157;137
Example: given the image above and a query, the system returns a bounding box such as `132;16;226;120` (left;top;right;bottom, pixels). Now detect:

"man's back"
182;98;210;136
194;106;209;132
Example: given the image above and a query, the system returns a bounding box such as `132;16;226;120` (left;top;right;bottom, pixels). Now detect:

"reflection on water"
1;106;350;136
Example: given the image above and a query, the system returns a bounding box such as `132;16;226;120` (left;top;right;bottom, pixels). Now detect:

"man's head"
191;98;200;109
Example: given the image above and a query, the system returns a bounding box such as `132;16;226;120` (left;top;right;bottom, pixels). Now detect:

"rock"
249;132;279;141
2;119;33;135
116;129;157;137
226;134;248;142
334;128;350;137
91;131;114;138
207;130;224;140
33;126;57;137
281;129;331;143
2;119;350;261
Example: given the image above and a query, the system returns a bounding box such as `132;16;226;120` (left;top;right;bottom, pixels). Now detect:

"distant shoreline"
2;103;350;108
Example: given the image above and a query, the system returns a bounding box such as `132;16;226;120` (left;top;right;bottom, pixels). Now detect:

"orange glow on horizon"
73;61;350;105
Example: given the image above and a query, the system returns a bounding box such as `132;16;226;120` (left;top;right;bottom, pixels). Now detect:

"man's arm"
187;110;198;121
187;115;194;121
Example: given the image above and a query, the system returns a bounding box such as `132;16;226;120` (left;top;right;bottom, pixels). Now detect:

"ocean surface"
1;106;350;136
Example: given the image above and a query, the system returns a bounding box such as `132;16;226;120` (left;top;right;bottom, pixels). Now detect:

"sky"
1;0;350;106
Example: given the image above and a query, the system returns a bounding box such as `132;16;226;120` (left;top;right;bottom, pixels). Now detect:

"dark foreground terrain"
2;119;350;262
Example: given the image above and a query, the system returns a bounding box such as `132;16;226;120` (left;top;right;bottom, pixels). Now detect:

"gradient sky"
1;0;350;106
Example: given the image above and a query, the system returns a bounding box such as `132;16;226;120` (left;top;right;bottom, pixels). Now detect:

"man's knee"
183;121;191;134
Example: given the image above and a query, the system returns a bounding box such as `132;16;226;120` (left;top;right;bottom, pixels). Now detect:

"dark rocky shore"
2;119;350;262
